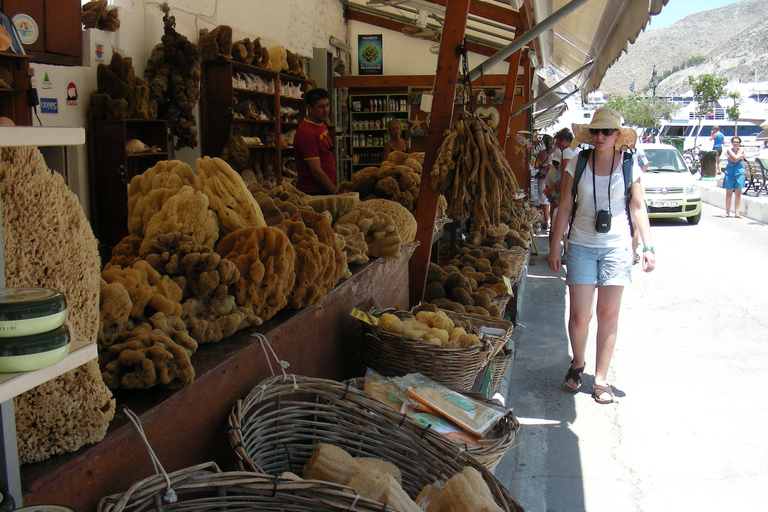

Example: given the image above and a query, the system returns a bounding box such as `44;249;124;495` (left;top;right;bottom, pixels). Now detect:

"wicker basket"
228;374;525;511
360;307;493;391
346;377;520;472
98;462;393;512
425;306;513;360
488;346;514;395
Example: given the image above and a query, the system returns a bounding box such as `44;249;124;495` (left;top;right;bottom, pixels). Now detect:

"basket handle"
251;333;290;379
123;407;178;504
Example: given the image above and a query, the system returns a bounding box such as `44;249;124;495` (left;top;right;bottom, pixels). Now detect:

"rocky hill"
600;0;768;96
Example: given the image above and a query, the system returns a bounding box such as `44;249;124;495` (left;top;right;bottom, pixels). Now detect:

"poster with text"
358;35;382;75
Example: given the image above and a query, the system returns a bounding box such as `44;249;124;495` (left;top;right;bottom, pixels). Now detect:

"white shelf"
0;343;98;404
0;127;85;147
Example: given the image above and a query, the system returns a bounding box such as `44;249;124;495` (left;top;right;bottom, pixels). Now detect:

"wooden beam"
346;10;499;58
496;40;523;151
408;0;471;307
425;0;523;30
334;74;524;90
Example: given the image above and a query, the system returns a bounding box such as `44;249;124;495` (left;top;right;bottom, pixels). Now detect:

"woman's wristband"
642;246;655;254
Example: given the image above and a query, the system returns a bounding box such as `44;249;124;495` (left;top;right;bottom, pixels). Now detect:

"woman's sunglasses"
589;128;618;136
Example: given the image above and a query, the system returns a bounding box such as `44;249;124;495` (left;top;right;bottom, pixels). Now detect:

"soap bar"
0;288;67;338
0;325;70;373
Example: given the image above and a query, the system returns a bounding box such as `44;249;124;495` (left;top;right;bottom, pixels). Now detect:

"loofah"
290;211;346;297
333;222;368;265
304;192;360;223
275;219;327;309
267;45;288;73
337;207;402;258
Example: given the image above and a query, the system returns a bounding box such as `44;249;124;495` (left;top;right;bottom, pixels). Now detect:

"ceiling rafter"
346;9;503;58
423;0;523;30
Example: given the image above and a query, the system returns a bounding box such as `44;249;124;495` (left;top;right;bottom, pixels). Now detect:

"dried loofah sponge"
359;198;417;244
267;45;288;73
127;160;196;238
305;192;360;223
215;226;296;324
303;443;362;484
14;360;116;464
337;207;402;258
290;211;345;296
195;157;267;234
0;146;113;464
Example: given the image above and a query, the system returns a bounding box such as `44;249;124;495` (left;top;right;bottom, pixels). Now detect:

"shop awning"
343;0;668;99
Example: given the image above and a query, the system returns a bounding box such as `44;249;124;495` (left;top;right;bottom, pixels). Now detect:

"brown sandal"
592;383;614;404
564;361;585;391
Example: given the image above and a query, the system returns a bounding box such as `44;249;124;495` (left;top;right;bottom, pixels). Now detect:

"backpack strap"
622;150;635;237
568;149;591;237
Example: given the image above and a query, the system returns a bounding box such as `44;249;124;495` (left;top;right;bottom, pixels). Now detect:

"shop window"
1;0;82;66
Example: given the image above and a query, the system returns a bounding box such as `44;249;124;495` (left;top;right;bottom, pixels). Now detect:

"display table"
20;248;411;512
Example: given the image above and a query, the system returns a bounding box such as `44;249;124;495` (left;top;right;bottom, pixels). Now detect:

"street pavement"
492;195;768;511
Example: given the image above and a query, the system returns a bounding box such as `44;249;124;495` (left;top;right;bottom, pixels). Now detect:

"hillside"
600;0;768;96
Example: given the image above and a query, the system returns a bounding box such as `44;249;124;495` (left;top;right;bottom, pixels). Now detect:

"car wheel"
687;211;701;225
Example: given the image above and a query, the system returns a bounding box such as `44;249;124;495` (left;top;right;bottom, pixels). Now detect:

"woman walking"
547;107;655;404
722;136;746;218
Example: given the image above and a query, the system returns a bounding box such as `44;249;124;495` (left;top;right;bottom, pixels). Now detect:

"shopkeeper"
294;88;338;194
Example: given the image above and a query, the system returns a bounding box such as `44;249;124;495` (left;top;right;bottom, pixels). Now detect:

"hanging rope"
458;39;476;117
123;407;178;504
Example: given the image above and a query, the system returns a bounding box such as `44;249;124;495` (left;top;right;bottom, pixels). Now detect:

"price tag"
503;276;514;295
350;308;379;325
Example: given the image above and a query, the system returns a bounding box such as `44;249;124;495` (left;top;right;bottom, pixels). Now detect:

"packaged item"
0;325;70;373
400;374;507;437
0;287;67;338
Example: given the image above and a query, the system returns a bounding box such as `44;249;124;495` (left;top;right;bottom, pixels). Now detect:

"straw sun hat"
572;107;637;149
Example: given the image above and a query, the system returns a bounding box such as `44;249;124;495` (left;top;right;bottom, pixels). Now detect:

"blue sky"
647;0;742;29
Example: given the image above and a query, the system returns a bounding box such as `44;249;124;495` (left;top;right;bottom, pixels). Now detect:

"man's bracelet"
642;246;655;254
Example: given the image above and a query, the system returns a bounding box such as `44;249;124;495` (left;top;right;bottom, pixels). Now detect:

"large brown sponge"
0;146;114;463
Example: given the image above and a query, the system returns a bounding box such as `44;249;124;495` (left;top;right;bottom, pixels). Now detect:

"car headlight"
685;184;699;195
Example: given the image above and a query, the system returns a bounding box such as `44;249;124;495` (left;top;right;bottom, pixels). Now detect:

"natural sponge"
359;198;417;244
14;360;116;464
0;146;113;463
215;226;296;323
195;157;267;234
127;159;197;237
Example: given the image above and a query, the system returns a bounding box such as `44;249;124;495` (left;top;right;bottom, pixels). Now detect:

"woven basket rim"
97;461;396;512
228;374;525;512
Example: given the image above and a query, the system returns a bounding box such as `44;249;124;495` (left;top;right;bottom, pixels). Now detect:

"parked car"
637;143;702;225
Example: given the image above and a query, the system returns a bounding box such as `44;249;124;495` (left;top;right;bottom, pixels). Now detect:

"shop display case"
201;60;307;181
87;119;169;260
0;52;32;126
349;93;408;172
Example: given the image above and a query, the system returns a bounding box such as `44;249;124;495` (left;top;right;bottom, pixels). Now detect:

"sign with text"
358;34;382;75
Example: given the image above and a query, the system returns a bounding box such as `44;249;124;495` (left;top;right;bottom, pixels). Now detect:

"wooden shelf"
126;151;169;158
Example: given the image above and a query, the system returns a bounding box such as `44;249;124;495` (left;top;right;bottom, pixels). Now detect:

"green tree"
605;94;679;137
726;91;741;133
689;74;729;147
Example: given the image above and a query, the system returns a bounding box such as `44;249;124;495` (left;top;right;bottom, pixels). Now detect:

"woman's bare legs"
725;189;733;217
734;189;742;218
594;286;624;386
567;284;595;387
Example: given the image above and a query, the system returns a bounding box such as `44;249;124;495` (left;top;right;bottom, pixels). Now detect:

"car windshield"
644;149;687;172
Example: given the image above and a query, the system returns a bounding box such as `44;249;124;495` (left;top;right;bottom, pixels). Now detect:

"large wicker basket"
228;374;525;511
360;307;493;391
346;377;520;472
98;462;393;512
427;306;514;359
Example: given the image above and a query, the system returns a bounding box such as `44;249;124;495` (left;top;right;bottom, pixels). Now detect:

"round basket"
98;462;393;512
228;374;525;511
416;305;513;360
360;307;493;391
346;378;521;472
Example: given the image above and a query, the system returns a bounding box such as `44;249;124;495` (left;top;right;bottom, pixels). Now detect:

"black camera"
595;210;611;233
